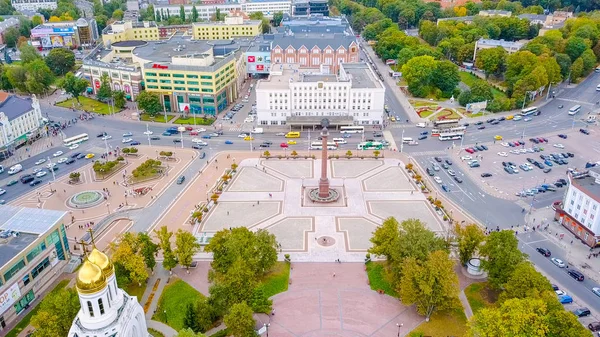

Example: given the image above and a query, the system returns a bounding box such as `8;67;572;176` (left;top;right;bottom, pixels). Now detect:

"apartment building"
473;38;525;61
11;0;56;11
102;21;160;45
155;0;291;20
192;15;262;40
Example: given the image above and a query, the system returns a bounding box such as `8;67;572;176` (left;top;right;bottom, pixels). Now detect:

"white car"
244;118;254;123
434;176;443;184
592;287;600;297
500;142;510;147
35;171;47;178
57;157;68;164
555;290;566;296
509;150;520;154
68;144;79;150
460;155;472;160
497;152;508;157
122;138;133;143
195;128;206;133
519;149;527;154
33;168;42;174
276;132;286;136
0;188;5;195
238;133;249;138
191;139;208;145
47;163;57;169
123;132;133;137
524;117;532;122
34;158;46;165
53;151;63;157
553;143;565;149
143;130;153;135
102;135;112;140
551;258;566;268
447;169;456;176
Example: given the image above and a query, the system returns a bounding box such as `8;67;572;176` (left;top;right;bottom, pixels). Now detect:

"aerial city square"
2;0;600;336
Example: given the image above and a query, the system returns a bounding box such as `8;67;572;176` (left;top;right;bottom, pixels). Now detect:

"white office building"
241;0;292;17
155;0;291;20
0;93;44;160
11;0;57;11
255;62;385;128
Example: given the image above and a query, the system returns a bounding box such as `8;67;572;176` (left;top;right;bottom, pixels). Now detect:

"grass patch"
56;97;113;115
411;308;468;337
459;72;507;100
149;328;165;337
126;282;148;302
430;109;461;121
152;279;205;331
257;262;291;298
173;116;215;126
5;279;70;337
419;109;435;119
464;282;499;315
365;261;398;297
409;99;439;108
140;113;176;123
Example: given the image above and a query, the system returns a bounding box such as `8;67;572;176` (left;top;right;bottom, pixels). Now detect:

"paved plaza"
198;156;445;262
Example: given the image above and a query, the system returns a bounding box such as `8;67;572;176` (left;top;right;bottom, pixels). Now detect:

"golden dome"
87;248;114;278
76;260;107;294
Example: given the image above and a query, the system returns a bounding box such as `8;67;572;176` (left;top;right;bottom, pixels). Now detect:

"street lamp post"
146;124;151;146
47;156;56;181
396;323;403;337
263;323;270;337
400;128;405;153
106;203;110;214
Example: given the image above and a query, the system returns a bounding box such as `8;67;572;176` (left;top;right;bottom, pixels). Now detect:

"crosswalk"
409;150;447;157
228;127;242;132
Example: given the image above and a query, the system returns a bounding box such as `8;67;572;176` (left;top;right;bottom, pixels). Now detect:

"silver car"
551;258;566;268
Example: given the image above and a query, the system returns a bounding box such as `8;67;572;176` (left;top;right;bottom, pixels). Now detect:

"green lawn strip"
173;117;216;126
5;279;70;337
126;282;148;302
209;328;229;337
152;279;205;331
365;261;398;297
148;328;165;337
56;97;113;115
140;114;176;123
410;99;440;108
419;110;434;119
411;308;468;337
257;262;291;298
464;282;498;315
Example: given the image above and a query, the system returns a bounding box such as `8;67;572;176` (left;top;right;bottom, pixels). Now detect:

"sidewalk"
1;134;60;167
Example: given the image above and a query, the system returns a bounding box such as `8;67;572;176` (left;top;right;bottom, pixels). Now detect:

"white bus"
568;105;581;115
332;138;347;144
340;126;365;134
521;107;538;116
310;141;338;150
63;133;89;147
357;141;384;150
431;126;466;136
439;133;463;141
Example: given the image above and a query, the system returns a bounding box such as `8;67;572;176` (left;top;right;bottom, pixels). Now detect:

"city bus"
63;133;89;147
357;141;384;150
285;132;301;138
340;126;365;134
310;141;338;150
521;107;538;116
433;119;460;127
438;132;463;141
431;126;466;136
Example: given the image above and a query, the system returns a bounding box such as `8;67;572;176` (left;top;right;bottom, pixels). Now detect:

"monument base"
308;187;340;203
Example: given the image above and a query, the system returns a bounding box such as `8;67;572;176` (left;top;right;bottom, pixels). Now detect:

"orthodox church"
68;246;149;337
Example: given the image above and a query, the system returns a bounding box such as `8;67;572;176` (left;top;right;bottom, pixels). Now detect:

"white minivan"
402;137;414;144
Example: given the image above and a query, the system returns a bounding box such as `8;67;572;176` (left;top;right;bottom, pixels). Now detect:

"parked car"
454;176;463;183
580;128;591;135
481;173;492;178
588;322;600;332
176;176;185;184
573;307;591;317
558;134;567;139
130;141;141;146
558;294;573;304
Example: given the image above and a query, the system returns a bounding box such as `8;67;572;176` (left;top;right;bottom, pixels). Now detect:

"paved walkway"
147;320;177;337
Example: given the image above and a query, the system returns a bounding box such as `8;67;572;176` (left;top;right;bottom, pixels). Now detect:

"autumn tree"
399;250;460;321
175;229;201;272
224;302;256;337
111;232;149;285
499;262;553;302
30;287;80;337
454;223;485;266
479;230;526;289
369;216;400;261
154;226;177;273
59;72;88;102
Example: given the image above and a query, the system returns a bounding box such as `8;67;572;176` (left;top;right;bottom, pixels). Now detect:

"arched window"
99;298;105;315
87;301;94;317
108;285;113;302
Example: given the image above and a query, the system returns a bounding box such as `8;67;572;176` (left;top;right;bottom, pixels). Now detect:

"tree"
175;229;201;272
45;48;75;76
213;7;223;21
112;9;124;20
3;27;19;48
175;328;207;337
570;57;584;81
273;11;284;26
249;287;272;313
184;303;200;332
260;18;270;34
136;91;163;116
59;72;88;102
391;218;447;264
580;49;597;73
32;15;43;26
6;65;27;92
111;233;149;285
224;302;256;337
475;47;506;78
194;298;216;332
25;59;54;94
565;37;588;61
179;5;185;21
19;44;42;64
468;298;548;337
138;232;159;271
30;287;80;337
500;262;552;302
454;223;485;266
249;12;264;20
113;90;126;109
191;5;198;22
432;60;460;97
399;251;460;321
479;230;526;289
369;217;400;261
156;9;162;22
154;226;177;272
96;73;113;101
208;259;257;315
402;55;437;97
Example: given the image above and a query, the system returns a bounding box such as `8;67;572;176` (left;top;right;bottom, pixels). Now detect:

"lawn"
6;279;70;337
173;116;216;126
365;261;398;297
149;328;165;337
152;279;205;331
459;72;507;100
464;282;499;315
409;99;439;108
257;262;291;299
411;309;468;337
140;113;176;123
419;109;435;119
56;97;113;115
126;282;148;302
430;109;461;121
464;111;485;118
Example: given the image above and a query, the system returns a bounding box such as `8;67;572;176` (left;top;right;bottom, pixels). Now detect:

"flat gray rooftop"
342;63;381;89
573;176;600;198
302;74;337;82
134;36;244;63
0;233;38;267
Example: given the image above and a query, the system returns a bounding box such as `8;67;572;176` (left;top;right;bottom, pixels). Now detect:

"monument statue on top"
309;118;340;203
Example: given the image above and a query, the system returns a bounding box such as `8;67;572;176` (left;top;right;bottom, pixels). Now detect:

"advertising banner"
0;283;21;315
63;36;73;47
41;37;52;48
247;56;255;62
51;36;64;47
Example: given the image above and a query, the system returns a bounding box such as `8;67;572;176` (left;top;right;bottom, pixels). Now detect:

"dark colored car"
130;141;141;146
551;284;559;291
20;174;34;184
71;152;81;158
558;134;567;139
426;168;434;176
259;143;270;148
481;173;492;178
543;168;552;173
588;322;600;331
176;175;185;184
66;158;76;165
445;159;453;165
478;126;486;130
96;132;106;137
6;179;17;186
573;307;591;317
567;269;585;281
77;153;86;159
475;121;484;125
454;176;463;183
434;157;442;162
150;136;161;140
29;179;42;186
580;128;590;135
480;145;488;150
192;144;202;149
199;152;206;159
536;247;551;257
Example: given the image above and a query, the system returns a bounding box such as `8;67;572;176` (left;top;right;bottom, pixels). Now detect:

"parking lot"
448;128;597;200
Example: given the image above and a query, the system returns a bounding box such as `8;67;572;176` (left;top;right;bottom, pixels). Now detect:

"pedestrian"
571;240;573;244
333;272;336;277
257;200;260;205
227;211;229;215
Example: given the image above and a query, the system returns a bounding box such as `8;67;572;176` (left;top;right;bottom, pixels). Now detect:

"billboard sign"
0;283;21;315
466;101;488;113
246;52;270;74
247;56;255;62
256;64;264;71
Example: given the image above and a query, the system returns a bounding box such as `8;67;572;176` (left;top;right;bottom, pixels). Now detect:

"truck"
251;128;264;134
8;164;22;175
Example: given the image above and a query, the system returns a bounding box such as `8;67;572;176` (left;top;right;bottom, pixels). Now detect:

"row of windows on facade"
274;48;348;54
267;112;369;117
196;27;256;31
91;69;131;80
259;119;380;125
269;105;372;110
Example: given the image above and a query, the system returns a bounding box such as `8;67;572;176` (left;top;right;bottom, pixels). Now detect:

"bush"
69;172;80;181
159;151;173;157
132;159;162;178
116;156;124;161
93;160;119;176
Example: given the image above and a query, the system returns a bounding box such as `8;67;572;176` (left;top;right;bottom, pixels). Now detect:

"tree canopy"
479;230;526;289
30;287;80;337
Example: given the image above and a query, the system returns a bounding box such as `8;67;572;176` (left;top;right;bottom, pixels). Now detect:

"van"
568;105;581;115
567;269;584;281
402;137;413;143
332;138;347;144
251;128;264;134
8;164;22;175
415;122;426;128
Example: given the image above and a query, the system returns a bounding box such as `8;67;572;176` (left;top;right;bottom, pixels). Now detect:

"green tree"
30;287;80;336
191;5;198;22
195;297;216;332
454;223;485;266
580;49;597;73
154;226;177;273
499;262;552;302
156;9;162;22
570;57;584;81
139;232;159;271
111;233;149;285
19;44;42;64
475;47;506;78
208;259;257;315
6;65;27;92
25;59;54;94
136;91;163;116
32;14;43;26
96;73;113;101
183;302;200;332
59;72;88;102
3;26;19;48
273;11;284;26
249;11;264;20
401;55;437;97
179;5;185;21
45;48;76;76
113;90;126;109
112;9;124;20
260;18;270;34
565;36;588;61
175;229;201;272
249;287;272;313
224;302;256;337
369;216;399;261
391;218;447;264
479;230;526;289
175;328;207;337
432;60;460;96
399;250;460;321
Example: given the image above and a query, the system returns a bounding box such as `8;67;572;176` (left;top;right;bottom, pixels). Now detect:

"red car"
465;148;475;154
185;126;193;131
280;143;288;148
513;141;520;146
